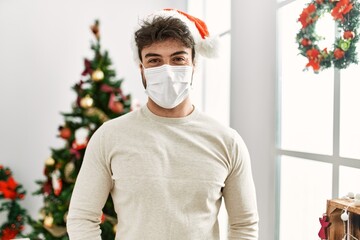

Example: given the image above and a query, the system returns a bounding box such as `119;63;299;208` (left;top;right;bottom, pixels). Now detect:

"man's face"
140;39;193;88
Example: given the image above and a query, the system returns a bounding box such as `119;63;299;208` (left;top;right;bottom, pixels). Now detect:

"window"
277;0;360;239
188;1;231;126
188;1;231;239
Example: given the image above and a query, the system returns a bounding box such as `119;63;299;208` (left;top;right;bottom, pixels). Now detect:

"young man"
67;9;259;240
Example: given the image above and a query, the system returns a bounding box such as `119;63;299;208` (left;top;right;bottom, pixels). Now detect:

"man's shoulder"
100;107;143;131
196;110;238;138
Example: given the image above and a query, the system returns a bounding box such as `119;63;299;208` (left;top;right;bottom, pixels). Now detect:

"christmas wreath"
0;165;27;240
296;0;360;73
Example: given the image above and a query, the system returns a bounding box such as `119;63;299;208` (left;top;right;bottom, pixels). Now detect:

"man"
67;8;259;240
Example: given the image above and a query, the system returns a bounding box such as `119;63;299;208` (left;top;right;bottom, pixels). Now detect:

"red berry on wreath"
343;31;355;39
334;48;345;59
301;38;312;46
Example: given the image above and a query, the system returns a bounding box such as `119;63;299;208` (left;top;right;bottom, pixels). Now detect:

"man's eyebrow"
171;51;189;57
144;51;189;59
144;53;161;58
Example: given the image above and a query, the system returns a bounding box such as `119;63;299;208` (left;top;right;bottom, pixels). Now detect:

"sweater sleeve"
67;125;113;240
222;131;259;240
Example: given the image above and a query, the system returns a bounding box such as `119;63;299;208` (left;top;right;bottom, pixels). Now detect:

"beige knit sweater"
67;105;258;239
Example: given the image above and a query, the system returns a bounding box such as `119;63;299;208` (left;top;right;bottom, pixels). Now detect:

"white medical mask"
143;64;193;109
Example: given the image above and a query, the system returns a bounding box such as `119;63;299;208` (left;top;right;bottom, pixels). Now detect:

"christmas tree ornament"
91;20;100;39
58;126;72;140
51;169;62;196
75;127;89;145
64;162;76;183
108;93;124;114
113;224;117;233
85;107;109;122
43;215;54;228
63;211;68;223
43;224;67;237
45;157;55;166
81;59;93;76
296;0;360;73
80;94;94;108
91;69;104;82
72;127;89;150
42;180;52;197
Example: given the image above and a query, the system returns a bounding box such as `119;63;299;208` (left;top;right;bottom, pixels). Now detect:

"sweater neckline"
141;104;199;124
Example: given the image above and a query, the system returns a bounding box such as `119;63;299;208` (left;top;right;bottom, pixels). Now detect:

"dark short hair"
134;16;195;62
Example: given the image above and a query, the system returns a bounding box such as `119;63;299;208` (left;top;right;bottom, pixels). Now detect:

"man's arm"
222;132;259;240
67;126;113;240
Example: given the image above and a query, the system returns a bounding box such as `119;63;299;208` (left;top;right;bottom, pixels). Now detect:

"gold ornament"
92;69;104;82
43;225;67;237
44;215;54;228
113;224;117;233
64;162;76;183
63;211;68;223
85;107;109;122
80;95;94;108
45;157;55;166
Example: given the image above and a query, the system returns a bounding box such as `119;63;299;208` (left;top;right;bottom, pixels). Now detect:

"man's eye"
148;58;160;63
172;57;187;64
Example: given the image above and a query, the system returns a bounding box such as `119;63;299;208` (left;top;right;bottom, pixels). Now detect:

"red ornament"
1;228;18;240
72;140;88;150
51;170;63;196
101;213;106;223
43;180;52;196
108;93;124;114
59;126;72;139
318;214;330;239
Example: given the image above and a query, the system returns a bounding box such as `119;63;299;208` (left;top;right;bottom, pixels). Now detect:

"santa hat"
132;8;220;64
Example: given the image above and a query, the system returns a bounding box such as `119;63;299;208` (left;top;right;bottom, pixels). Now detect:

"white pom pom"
197;36;220;59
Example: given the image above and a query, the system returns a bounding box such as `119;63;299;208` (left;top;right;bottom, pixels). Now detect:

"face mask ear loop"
190;74;194;88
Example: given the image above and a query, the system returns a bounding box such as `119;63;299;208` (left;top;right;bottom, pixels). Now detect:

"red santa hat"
132;8;220;64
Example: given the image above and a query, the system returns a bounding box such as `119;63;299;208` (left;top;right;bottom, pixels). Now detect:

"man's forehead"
141;40;191;56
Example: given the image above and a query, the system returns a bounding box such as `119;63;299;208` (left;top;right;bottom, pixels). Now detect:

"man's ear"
140;69;147;89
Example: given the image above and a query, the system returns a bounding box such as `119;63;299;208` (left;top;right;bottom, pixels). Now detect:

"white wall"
0;0;186;220
230;1;277;240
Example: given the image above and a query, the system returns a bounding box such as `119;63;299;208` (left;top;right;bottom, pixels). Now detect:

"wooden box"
326;198;360;240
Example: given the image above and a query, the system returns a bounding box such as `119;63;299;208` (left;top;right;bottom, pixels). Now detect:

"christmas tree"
27;20;133;240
